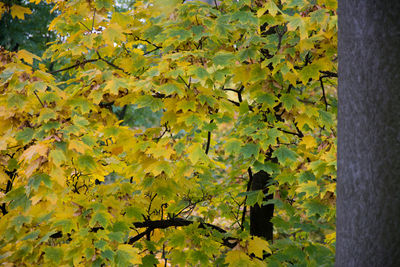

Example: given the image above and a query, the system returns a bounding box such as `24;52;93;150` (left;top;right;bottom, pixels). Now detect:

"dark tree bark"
337;1;400;266
250;170;274;241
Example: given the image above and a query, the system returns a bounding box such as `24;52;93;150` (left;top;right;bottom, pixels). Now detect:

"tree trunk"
250;170;274;241
337;1;400;266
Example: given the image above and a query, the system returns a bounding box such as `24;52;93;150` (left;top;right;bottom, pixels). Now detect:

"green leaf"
44;247;63;264
303;199;329;216
105;78;129;95
238;48;257;62
188;66;209;80
212;52;236;66
159;83;183;97
135;95;164;112
141;254;159;266
49;149;66;166
21;230;40;241
77;155;96;171
318;110;334;127
249;64;266;82
240;143;259;159
15;128;35;143
245;190;264;206
253;161;280;174
224;139;242;154
38;108;57;122
296;181;320;198
53;219;73;233
72;116;90;127
143;25;162;40
281;94;297;111
101;249;115;261
272;147;299;164
28;173;52;191
125;204;143;218
256;93;276;107
12;215;31;231
90;211;108;228
112;221;129;233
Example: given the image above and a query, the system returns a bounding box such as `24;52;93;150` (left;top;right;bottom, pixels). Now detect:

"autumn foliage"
0;0;337;265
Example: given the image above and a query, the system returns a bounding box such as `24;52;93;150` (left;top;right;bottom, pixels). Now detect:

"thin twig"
319;77;328;111
34;91;45;107
205;131;211;155
91;9;96;32
79;22;91;32
97;52;129;74
214;0;219;10
178;75;189;88
204;120;214;155
241;167;254;231
132;36;162;49
143;47;160;56
49;59;98;74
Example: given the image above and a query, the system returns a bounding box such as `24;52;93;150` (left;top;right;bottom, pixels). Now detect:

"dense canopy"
0;0;337;265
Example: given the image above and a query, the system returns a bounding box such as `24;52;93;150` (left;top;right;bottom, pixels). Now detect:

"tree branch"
129;218;237;248
277;128;303;137
1;170;17;215
223;85;244;103
96;52;129;75
49;59;99;74
319;70;338;78
131;36;162;49
50;217;238;248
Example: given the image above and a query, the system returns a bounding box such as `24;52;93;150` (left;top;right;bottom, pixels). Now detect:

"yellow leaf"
19;143;48;163
146;139;174;159
117;244;141;264
296;114;314;130
0;170;9;184
68;140;88;154
233;65;251;84
0;3;6;19
248;236;272;258
17;49;41;65
153;0;180;15
10;5;32;20
257;7;267;18
50;166;66;187
296;180;320;198
300;136;317;149
283;71;298;86
325;232;336;244
30;194;42;205
325;182;336;193
225;250;252;267
103;23;124;46
187;143;207;165
24;157;42;177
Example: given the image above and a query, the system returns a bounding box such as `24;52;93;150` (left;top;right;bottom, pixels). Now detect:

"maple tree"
0;0;337;265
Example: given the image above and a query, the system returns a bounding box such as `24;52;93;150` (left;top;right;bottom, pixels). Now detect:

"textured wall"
337;1;400;266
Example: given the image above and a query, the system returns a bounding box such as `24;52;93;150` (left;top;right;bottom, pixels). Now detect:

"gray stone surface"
337;1;400;266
